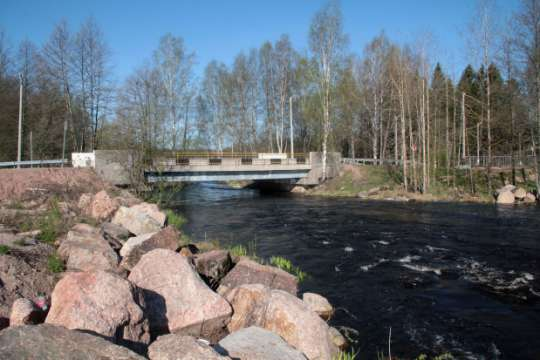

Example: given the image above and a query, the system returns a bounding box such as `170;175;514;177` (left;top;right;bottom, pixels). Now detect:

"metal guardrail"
460;155;536;168
342;158;401;166
0;159;70;168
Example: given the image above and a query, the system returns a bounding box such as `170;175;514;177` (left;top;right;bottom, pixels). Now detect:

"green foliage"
47;254;65;273
37;201;63;244
228;240;259;261
165;209;187;230
0;245;11;255
333;350;357;360
269;256;307;282
415;354;454;360
228;244;247;257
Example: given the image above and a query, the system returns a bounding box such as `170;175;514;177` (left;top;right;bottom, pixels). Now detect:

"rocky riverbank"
0;168;347;359
299;164;539;205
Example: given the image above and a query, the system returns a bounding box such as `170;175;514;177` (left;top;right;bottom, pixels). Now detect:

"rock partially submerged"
45;270;150;353
112;203;166;235
148;334;230;360
120;226;180;270
128;249;232;341
497;190;515;205
218;326;307;360
0;324;145;360
225;284;338;360
220;259;298;296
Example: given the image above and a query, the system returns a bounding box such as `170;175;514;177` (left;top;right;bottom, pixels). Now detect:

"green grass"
333;350;357;360
227;240;259;261
37;201;63;244
0;245;11;255
415;354;454;360
165;209;187;230
47;254;65;273
269;256;307;282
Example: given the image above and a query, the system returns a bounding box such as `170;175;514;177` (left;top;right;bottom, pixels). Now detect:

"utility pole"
289;96;294;159
61;118;67;168
462;92;466;162
17;74;23;168
29;131;33;168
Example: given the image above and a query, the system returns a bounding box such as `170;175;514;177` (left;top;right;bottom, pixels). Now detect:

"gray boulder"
148;334;230;360
217;326;307;360
0;324;145;360
112;203;166;236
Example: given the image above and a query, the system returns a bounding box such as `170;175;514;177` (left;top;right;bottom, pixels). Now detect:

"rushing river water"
172;183;540;360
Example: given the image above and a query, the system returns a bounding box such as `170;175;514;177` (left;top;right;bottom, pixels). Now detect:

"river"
172;183;540;360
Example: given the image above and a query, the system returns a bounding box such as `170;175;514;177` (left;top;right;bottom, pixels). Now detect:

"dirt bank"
0;168;111;203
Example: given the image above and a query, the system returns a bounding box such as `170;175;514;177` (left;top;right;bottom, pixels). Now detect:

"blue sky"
1;0;520;83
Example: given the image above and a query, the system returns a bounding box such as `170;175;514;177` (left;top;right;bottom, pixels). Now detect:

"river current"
172;183;540;359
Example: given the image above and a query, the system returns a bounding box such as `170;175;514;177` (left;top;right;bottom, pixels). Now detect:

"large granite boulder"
112;203;166;235
120;226;180;270
148;334;230;360
225;284;338;360
194;250;233;286
220;259;298;295
0;324;145;360
497;190;515;205
128;249;232;341
217;326;307;360
58;223;119;272
45;270;150;352
302;292;334;320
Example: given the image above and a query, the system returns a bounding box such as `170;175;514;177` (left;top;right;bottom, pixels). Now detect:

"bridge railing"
156;157;309;168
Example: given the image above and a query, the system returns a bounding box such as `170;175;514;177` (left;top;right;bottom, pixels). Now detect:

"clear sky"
1;0;520;83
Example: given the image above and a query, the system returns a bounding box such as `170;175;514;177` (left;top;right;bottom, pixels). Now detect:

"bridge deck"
145;158;312;183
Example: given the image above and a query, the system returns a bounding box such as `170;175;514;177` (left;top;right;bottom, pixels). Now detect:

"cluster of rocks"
0;190;346;360
496;185;537;205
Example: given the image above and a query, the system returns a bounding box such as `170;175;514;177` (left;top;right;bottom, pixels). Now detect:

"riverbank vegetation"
309;163;538;203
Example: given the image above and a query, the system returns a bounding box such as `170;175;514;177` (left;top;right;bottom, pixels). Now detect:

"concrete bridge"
69;150;342;188
145;153;312;183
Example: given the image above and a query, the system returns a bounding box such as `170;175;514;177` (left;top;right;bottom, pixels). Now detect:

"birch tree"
309;0;347;180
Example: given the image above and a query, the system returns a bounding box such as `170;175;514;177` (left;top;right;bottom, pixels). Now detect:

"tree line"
1;0;540;192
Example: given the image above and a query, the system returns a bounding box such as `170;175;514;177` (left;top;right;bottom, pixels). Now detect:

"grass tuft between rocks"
0;245;10;255
333;350;357;360
165;209;187;230
47;253;65;273
269;256;307;283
